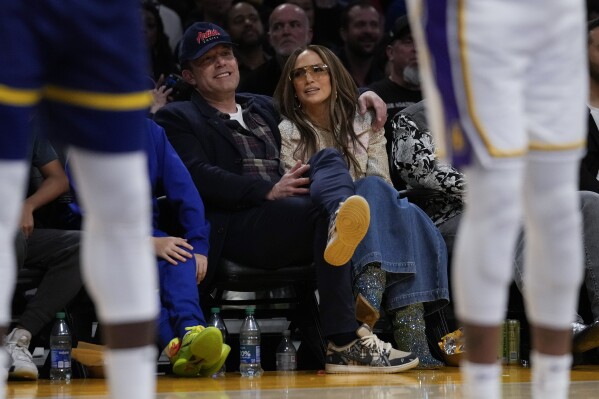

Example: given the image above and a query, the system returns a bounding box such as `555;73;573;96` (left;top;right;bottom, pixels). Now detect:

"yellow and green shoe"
199;343;231;377
165;326;223;377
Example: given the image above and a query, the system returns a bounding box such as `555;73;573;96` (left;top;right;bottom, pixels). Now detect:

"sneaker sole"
172;358;203;377
324;196;370;266
190;327;223;366
325;357;419;374
199;344;231;377
9;367;39;380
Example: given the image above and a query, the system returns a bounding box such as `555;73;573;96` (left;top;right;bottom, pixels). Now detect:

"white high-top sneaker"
4;328;38;380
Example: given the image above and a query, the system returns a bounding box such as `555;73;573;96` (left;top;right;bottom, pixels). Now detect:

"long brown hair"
274;45;365;174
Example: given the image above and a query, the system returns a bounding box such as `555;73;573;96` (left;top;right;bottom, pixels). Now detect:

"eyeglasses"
289;63;329;81
194;49;235;69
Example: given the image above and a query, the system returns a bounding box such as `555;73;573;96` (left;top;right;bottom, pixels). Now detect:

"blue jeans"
352;177;450;314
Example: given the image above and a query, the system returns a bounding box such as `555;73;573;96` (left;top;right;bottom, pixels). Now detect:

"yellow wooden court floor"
6;365;599;399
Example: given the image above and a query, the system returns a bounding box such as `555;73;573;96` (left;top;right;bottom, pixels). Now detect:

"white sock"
104;346;157;399
531;351;572;399
461;360;502;399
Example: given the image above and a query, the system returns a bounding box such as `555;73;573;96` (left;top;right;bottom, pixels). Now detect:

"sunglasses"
289;63;329;81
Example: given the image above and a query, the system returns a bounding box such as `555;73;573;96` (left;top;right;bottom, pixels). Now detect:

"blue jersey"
0;0;152;159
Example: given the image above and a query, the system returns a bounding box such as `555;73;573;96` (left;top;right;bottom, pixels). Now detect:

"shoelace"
10;344;34;361
360;333;392;355
327;201;344;240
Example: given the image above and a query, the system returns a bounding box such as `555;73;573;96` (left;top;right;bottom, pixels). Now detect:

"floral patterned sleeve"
390;112;465;198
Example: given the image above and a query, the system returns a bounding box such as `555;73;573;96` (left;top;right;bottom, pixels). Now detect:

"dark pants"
221;149;359;337
15;229;82;336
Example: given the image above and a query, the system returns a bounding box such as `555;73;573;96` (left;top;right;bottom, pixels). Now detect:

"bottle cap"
245;307;256;315
56;312;66;319
211;307;220;314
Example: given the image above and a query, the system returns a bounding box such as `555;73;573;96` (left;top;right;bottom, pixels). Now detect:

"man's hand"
153;236;193;265
19;204;35;238
358;90;387;131
194;254;208;283
150;74;174;114
266;160;310;200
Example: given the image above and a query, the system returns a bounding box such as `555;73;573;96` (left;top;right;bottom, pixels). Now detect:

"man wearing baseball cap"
368;15;423;189
154;22;420;373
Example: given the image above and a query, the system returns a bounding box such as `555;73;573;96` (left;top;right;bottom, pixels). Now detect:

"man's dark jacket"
581;112;599;194
153;91;281;289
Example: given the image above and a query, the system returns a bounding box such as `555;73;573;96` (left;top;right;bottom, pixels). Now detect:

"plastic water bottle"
239;307;263;377
276;330;297;372
208;307;228;377
50;312;72;382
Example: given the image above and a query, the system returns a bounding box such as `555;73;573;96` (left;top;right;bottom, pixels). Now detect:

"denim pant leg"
18;229;83;336
353;177;449;314
158;256;205;349
352;176;417;272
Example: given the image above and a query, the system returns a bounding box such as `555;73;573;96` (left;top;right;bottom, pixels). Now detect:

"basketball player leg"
0;160;29;399
68;148;158;399
453;162;523;399
523;157;583;398
0;95;38;397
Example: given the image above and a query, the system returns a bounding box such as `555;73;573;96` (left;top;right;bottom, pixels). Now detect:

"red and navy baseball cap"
179;22;235;64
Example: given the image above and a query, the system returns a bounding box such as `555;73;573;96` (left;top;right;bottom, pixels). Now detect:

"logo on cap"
197;29;221;44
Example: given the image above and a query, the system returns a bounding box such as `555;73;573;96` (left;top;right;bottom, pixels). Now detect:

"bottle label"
240;344;260;364
276;353;297;370
51;349;71;369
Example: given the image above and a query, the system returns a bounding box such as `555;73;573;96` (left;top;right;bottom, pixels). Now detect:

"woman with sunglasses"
273;45;450;366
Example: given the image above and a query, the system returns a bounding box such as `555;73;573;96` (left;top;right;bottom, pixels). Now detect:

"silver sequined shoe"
392;303;444;367
324;195;370;266
572;321;599;353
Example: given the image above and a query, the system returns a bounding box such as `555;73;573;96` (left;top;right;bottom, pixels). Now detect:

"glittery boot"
353;263;386;327
392;303;443;367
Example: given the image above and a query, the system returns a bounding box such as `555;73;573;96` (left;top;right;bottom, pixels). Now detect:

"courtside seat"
156;196;326;368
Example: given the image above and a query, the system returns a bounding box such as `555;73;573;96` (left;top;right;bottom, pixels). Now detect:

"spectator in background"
337;0;385;87
154;1;184;53
183;0;234;30
225;2;270;80
368;15;422;189
4;136;82;381
239;3;312;95
142;0;179;83
288;0;315;27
